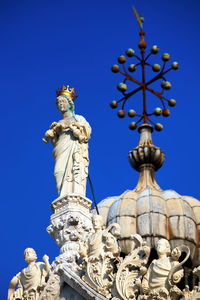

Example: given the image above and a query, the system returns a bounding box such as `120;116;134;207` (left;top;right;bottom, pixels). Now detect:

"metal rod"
88;174;99;215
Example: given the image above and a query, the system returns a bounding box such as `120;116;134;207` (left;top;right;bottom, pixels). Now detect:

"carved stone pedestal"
47;193;94;273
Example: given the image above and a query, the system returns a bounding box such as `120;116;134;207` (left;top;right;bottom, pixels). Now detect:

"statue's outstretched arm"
8;274;19;300
42;122;59;145
43;255;50;274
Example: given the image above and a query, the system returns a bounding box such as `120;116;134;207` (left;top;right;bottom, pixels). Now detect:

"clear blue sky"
1;0;200;298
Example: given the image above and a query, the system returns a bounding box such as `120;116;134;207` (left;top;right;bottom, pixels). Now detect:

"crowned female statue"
43;85;91;197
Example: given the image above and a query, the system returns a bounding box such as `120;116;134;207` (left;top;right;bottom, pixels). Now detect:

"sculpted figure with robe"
43;85;91;197
8;248;50;300
141;239;189;299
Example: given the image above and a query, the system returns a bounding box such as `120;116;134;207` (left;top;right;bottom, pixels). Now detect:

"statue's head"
24;248;37;263
56;85;77;116
56;95;75;115
156;239;171;256
92;215;103;231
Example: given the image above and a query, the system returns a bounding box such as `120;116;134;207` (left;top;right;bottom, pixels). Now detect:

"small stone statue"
43;85;91;197
79;215;120;259
141;239;189;299
8;248;50;300
79;215;121;297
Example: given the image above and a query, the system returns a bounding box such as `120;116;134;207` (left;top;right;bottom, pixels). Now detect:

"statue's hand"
42;138;48;143
55;123;65;134
73;129;81;138
68;123;76;131
71;122;82;129
50;122;57;129
171;247;181;261
43;255;49;263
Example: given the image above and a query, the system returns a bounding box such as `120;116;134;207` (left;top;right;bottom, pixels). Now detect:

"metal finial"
110;7;179;132
132;6;143;29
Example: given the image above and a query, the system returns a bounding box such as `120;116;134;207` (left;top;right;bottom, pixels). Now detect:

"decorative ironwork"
110;6;179;131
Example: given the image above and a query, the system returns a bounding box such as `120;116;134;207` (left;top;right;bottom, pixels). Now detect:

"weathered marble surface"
47;194;93;273
43;91;91;197
60;284;85;300
141;239;189;299
8;223;200;300
96;125;200;267
8;248;50;300
79;215;121;297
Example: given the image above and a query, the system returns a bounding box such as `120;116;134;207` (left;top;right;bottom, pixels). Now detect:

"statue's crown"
56;85;78;100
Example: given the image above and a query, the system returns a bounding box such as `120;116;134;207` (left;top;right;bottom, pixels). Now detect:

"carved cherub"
8;248;50;300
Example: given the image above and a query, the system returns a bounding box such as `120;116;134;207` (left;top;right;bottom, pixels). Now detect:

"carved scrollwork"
83;252;118;297
39;274;62;300
140;239;190;300
48;211;93;274
79;215;121;298
115;234;150;300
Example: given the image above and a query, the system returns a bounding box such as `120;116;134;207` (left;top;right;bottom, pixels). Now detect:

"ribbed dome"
97;124;200;267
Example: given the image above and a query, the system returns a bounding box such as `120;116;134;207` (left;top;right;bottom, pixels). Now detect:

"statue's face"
156;239;170;256
92;215;102;230
24;248;37;263
56;95;70;113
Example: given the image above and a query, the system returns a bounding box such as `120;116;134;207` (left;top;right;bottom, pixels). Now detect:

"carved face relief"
56;96;70;113
92;215;103;231
68;215;79;226
24;248;37;263
156;239;171;257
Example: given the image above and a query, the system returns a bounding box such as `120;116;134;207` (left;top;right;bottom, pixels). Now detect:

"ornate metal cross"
110;6;179;131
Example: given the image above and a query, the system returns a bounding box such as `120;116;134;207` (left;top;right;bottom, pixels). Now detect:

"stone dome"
97;124;200;267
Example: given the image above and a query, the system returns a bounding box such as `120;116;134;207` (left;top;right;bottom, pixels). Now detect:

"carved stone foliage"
11;224;200;300
39;274;62;300
77;216;199;300
48;212;93;273
180;267;200;300
79;215;121;298
115;234;150;300
47;194;93;273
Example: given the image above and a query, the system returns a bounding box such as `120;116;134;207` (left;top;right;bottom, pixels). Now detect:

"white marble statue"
43;85;91;197
141;239;185;299
79;214;120;260
79;215;121;297
8;248;50;300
